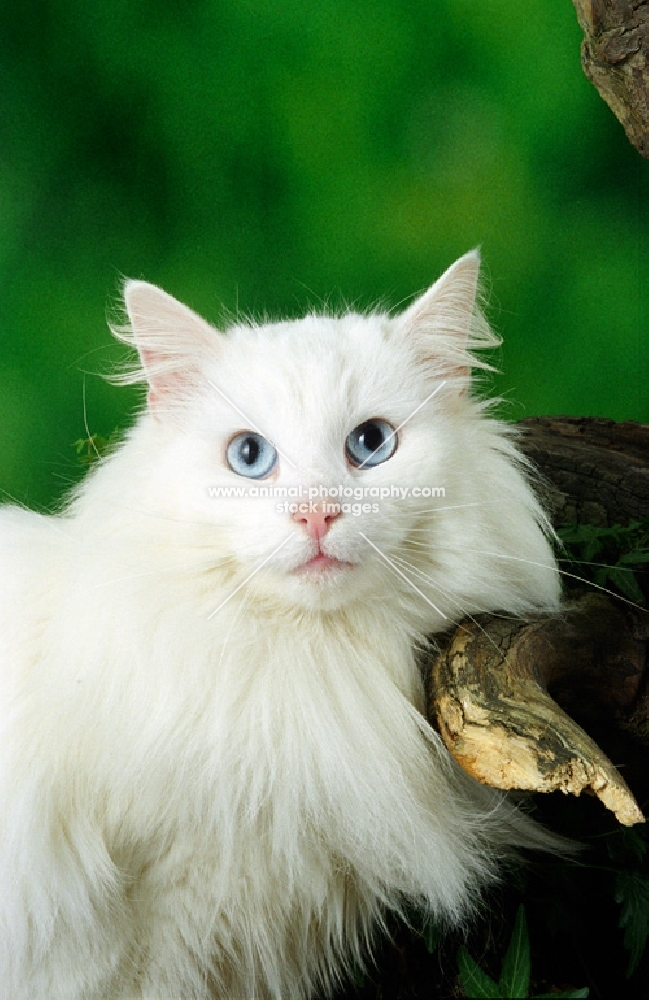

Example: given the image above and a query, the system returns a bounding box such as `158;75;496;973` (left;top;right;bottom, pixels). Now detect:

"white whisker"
358;532;447;619
81;378;102;463
406;500;504;518
390;552;508;655
410;543;647;612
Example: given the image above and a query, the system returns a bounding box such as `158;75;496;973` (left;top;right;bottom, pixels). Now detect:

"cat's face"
120;253;497;617
177;317;458;614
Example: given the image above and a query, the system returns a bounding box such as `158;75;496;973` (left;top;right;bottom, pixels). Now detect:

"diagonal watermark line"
207;533;295;620
358;531;447;618
357;381;447;469
207;379;297;470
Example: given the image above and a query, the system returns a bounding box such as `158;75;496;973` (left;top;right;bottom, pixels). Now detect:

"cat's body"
0;252;561;999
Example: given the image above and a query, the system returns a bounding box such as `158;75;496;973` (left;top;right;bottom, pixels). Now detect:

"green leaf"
74;428;120;466
618;549;649;564
607;566;645;603
581;535;604;562
421;918;441;954
556;521;649;603
458;946;502;998
622;827;648;863
349;962;365;988
499;906;531;998
615;870;649;977
557;524;593;545
533;990;589;998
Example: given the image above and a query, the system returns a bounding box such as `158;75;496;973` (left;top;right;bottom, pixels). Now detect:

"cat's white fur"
0;252;561;999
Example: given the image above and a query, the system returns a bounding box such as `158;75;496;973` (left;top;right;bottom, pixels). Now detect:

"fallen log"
426;417;649;825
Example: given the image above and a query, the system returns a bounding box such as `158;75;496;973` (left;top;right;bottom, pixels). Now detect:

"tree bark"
571;0;649;157
518;415;649;527
426;417;649;826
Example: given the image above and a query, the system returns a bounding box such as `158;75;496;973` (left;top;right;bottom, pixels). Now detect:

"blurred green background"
1;0;647;510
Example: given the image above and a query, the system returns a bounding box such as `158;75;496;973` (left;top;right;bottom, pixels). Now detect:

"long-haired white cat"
0;251;561;999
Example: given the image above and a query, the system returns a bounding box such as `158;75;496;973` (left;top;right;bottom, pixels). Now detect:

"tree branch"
426;417;649;825
572;0;649;157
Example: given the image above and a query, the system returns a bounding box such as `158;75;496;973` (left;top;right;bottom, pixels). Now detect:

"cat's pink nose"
291;504;341;541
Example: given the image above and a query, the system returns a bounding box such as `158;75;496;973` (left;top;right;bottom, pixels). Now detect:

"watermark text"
207;484;446;500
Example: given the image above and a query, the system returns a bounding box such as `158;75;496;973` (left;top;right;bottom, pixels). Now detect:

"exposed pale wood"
426;417;649;826
427;597;645;825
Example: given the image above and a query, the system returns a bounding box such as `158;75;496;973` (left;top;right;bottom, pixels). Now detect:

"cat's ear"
122;281;219;413
397;250;491;386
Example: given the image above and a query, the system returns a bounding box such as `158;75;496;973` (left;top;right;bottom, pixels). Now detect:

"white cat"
0;251;561;999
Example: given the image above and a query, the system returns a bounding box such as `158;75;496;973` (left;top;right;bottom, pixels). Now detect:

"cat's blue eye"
345;419;397;469
226;432;278;479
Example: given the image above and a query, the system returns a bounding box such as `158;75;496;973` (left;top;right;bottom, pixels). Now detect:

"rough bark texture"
572;0;649;157
518;415;649;527
426;417;649;826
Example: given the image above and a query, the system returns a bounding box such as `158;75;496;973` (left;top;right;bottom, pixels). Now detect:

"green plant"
74;429;121;466
421;918;441;955
605;826;649;979
457;905;589;999
557;520;649;603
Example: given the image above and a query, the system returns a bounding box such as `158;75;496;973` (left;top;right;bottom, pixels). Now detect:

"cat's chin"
289;558;359;611
243;556;371;613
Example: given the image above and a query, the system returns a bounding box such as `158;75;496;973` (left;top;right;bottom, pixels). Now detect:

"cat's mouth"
294;553;354;574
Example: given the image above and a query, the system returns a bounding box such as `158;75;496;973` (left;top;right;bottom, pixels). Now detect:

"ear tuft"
112;281;220;412
398;250;480;340
397;250;499;384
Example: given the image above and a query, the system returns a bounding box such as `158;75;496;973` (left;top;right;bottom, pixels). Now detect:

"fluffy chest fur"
0;251;561;999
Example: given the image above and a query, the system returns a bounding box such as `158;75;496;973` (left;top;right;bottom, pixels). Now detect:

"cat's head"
113;252;559;621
